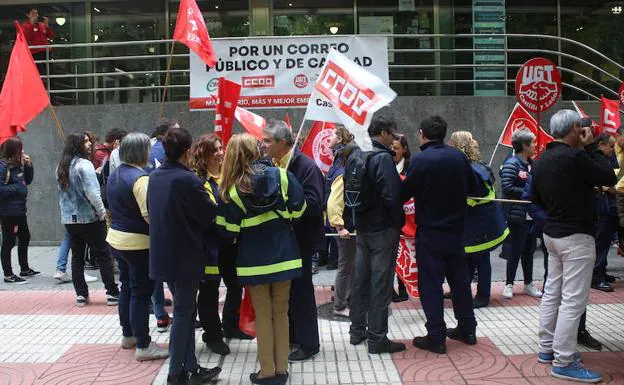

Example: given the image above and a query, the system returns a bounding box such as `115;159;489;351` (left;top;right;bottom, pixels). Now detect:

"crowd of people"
0;109;621;384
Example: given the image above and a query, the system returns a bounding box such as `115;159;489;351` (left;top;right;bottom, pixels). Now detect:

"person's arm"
401;157;419;203
327;175;345;228
0;163;24;199
132;176;149;224
464;157;477;195
373;153;404;228
294;162;324;217
78;160;106;221
500;161;524;198
42;19;54;39
216;197;242;239
576;147;618;188
182;175;217;230
524;174;547;230
23;156;34;185
285;170;307;219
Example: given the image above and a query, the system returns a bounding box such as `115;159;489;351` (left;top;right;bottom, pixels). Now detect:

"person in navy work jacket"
401;115;477;354
261;119;324;362
147;127;221;385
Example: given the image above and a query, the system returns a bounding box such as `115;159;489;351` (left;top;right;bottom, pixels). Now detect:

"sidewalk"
1;248;624;384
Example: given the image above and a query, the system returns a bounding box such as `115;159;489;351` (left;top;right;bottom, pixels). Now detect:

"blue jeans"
56;229;71;272
152;281;168;320
506;222;536;285
114;248;154;349
167;280;199;377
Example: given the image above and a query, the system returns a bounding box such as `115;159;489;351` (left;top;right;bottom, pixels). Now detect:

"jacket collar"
372;139;394;156
162;159;192;172
420;140;444;151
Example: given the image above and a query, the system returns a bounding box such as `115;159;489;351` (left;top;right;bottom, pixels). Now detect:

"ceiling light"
215;5;219;9
329;26;338;34
55;17;66;26
148;47;155;53
289;3;293;6
93;7;101;13
613;6;622;14
93;34;99;41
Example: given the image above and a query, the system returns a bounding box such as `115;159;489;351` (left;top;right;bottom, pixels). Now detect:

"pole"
159;41;176;120
48;104;65;141
467;196;531;205
489;103;518;167
285;118;310;168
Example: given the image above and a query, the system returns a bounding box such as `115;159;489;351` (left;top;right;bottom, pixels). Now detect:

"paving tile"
0;363;51;385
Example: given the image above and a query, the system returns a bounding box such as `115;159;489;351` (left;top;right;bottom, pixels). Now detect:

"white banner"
189;36;389;110
304;50;397;151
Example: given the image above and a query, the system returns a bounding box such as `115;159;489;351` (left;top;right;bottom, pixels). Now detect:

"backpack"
343;147;382;213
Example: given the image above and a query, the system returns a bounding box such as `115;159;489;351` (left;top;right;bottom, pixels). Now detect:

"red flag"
301;121;336;173
173;0;217;67
214;78;241;147
284;112;292;131
234;107;266;140
600;97;620;136
572;101;601;135
500;104;553;158
0;22;50;141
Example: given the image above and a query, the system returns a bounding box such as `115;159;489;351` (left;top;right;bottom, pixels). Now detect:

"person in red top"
93;128;127;170
22;8;54;63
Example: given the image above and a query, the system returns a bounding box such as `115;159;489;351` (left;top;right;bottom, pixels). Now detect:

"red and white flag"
284;112;292;131
304;50;396;151
0;22;50;143
301;121;336;173
571;101;601;135
214;78;241;147
234;107;266;140
500;103;553;158
173;0;217;67
600;97;620;135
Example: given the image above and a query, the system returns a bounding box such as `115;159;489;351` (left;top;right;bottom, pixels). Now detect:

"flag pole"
488;103;517;167
286;118;307;168
159;41;176;120
48;104;65;141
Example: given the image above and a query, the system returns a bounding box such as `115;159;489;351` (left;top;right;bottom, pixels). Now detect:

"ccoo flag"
0;22;50;143
304;49;396;151
173;0;217;67
214;78;241;147
600;97;620;136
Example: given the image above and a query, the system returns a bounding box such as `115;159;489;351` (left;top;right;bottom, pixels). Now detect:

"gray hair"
263;119;294;146
511;128;536;153
550;109;581;139
120;132;151;166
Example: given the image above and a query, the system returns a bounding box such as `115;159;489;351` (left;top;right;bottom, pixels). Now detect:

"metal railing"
26;33;624;105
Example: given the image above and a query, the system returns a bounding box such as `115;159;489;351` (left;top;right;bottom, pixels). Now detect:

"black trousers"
0;215;31;277
289;251;320;351
197;244;243;343
66;221;119;298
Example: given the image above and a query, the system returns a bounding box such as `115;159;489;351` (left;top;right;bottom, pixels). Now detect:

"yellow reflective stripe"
279;168;289;202
291;200;307;219
229;186;247;214
216;215;240;233
205;265;219;275
236;259;302;277
240;210;293;228
465;227;510;254
467;184;496;207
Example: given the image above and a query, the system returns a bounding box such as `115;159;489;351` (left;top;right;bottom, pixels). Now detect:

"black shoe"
205;341;230;355
591;281;614;292
19;269;40;277
443;291;452;299
4;275;27;284
249;372;283;385
368;339;406;354
165;298;173;307
189;366;221;384
447;327;477;345
224;328;254;340
350;334;367;345
606;274;616;283
578;329;602;351
167;372;188;385
473;297;489;309
288;347;319;362
326;261;338;270
412;336;447;354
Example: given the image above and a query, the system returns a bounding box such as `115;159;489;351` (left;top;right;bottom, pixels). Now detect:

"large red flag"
600;97;620;136
301;121;336;173
572;101;601;135
214;78;241;147
234;107;266;140
173;0;217;67
0;22;50;142
500;103;553;158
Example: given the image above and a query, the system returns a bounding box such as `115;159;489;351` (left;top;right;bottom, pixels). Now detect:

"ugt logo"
515;58;561;113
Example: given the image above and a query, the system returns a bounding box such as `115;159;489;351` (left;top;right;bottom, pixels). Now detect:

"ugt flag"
500;103;553;158
301;121;336;173
600;97;620;135
0;22;50;142
173;0;217;67
304;49;396;151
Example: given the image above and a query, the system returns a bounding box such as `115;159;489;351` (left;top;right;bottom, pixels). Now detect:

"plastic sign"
515;57;561;113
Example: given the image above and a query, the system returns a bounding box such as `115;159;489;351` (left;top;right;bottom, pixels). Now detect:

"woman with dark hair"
193;134;253;356
0;138;36;284
391;135;411;302
57;133;119;306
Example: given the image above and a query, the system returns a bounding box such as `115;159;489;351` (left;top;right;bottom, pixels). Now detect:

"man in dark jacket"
531;110;616;383
262;119;323;362
147;127;221;385
402;115;477;354
347;115;405;355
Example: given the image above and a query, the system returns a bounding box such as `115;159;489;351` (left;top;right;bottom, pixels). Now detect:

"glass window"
273;0;354;36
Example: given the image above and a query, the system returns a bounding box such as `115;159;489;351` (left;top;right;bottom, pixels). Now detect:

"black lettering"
259;60;270;70
287;44;298;55
229;47;238;56
308;57;319;68
250;46;259;56
296;58;304;68
273;59;282;69
337;43;349;53
310;44;320;54
286;58;297;69
298;44;310;55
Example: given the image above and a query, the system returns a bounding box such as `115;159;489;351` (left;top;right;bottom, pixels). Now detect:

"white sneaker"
333;308;350;318
524;283;543;298
135;342;169;361
503;284;514;299
84;273;98;283
76;295;89;307
53;270;71;282
121;336;137;349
